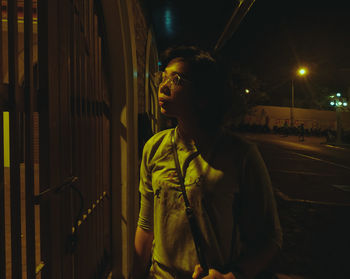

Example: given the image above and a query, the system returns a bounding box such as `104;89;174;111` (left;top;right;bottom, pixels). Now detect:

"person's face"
158;58;194;118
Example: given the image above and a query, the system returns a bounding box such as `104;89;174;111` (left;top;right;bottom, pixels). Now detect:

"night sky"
149;0;350;107
149;0;236;52
223;0;350;106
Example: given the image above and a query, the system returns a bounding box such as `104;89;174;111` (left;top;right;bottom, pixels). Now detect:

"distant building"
244;105;350;131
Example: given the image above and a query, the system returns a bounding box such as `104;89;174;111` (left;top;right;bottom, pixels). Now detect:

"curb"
275;189;350;207
321;142;350;149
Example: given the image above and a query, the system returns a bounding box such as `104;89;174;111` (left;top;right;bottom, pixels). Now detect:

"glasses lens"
172;74;181;86
154;72;186;88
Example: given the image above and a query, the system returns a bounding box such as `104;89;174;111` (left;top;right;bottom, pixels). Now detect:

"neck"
177;117;217;148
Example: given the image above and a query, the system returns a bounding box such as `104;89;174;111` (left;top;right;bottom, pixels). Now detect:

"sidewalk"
269;133;350;149
272;194;350;279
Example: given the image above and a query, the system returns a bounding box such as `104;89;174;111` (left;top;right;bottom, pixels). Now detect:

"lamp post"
329;92;348;144
290;67;308;127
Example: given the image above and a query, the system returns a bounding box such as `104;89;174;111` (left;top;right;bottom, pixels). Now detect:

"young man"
132;46;282;279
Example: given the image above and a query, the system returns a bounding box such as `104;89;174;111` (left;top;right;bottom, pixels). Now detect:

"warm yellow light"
3;112;10;167
245;89;250;94
297;67;307;76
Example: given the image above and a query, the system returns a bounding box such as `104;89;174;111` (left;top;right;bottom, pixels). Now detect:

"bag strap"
171;129;209;273
171;129;191;207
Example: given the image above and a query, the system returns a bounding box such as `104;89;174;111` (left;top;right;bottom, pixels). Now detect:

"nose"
159;81;171;96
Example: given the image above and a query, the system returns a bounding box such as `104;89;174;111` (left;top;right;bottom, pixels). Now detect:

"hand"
192;265;236;279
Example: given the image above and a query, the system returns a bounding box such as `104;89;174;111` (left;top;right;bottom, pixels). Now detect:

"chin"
160;107;177;118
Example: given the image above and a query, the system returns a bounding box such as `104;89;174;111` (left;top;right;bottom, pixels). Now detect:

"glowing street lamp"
291;67;308;127
298;68;307;76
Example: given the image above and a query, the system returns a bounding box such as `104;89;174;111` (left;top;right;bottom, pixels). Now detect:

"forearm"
131;226;154;279
233;240;280;279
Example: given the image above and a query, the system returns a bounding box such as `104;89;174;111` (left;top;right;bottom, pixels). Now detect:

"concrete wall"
101;0;157;277
245;105;350;131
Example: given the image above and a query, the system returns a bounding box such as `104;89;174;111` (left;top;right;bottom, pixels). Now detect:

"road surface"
242;133;350;205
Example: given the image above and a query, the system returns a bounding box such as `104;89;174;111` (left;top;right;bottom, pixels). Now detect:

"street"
240;133;350;279
242;133;350;205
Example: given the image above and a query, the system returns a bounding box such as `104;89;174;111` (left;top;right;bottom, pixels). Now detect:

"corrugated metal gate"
1;0;112;278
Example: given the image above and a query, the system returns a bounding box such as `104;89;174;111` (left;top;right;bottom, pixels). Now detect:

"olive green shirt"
138;127;282;278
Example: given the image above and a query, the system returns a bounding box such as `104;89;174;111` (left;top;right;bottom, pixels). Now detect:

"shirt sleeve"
239;144;283;250
137;142;154;231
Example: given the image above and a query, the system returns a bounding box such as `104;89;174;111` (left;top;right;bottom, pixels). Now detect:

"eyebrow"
164;70;189;79
164;70;181;75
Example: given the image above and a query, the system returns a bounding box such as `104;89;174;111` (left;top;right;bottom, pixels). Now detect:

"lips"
158;97;170;106
158;97;169;102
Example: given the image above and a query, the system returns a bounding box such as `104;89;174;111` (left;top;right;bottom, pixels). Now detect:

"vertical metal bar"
38;0;63;277
88;1;98;275
76;3;86;276
37;0;52;276
87;3;94;274
59;0;74;277
70;2;78;277
90;2;97;275
8;0;19;97
0;112;5;279
48;0;63;275
9;115;22;279
95;6;103;272
0;0;3;83
95;1;102;274
79;15;87;279
89;59;95;279
83;3;89;275
92;11;98;270
97;22;103;272
83;1;93;275
33;112;42;279
95;21;101;273
8;0;23;277
24;0;37;277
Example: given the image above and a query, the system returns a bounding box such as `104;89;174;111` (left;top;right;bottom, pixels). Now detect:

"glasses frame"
154;71;191;89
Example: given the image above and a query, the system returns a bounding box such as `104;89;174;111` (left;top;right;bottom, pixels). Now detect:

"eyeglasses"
154;71;191;89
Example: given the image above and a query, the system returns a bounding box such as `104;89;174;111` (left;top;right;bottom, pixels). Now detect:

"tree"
224;66;270;127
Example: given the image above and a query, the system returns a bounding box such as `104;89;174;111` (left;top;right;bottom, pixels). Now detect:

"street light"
291;67;308;127
298;68;307;76
329;92;348;144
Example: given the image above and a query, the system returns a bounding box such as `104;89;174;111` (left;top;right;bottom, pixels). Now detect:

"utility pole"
329;92;348;144
290;67;307;127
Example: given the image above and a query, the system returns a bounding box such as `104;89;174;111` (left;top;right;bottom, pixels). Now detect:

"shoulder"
142;128;174;161
211;129;259;178
143;128;173;150
220;129;257;159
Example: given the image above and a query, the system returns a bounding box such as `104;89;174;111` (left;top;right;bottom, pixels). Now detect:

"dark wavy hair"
160;46;233;132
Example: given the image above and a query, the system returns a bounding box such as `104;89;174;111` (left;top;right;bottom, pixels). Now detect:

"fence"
1;0;112;278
